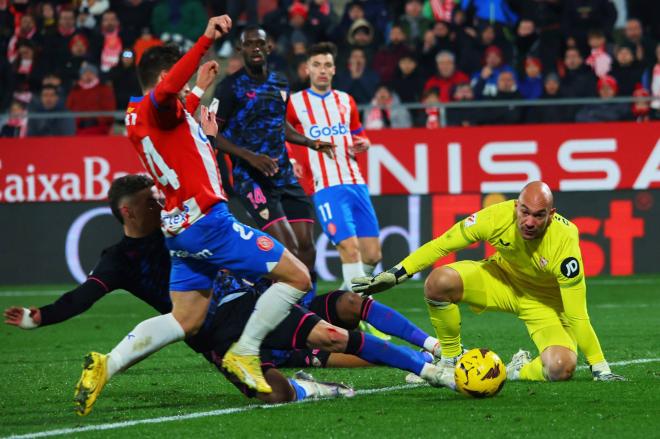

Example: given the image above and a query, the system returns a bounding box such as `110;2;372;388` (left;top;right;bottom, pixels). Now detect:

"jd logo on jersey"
560;257;580;278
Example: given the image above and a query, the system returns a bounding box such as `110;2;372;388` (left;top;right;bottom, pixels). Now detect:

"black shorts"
210;292;322;357
209;291;322;397
234;180;313;230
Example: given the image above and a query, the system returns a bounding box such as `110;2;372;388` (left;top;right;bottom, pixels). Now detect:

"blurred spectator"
108;49;141;111
418;20;457;74
480;71;523;125
117;0;155;47
561;47;598;97
27;85;75;136
39;2;57;37
623;18;656;68
610;44;643;96
514;19;539;67
519;57;543;99
390;53;425;104
267;33;289;74
461;0;518;29
92;10;124;76
66;63;116;135
417;87;440;128
516;0;563;74
446;82;482;126
1;100;27;137
372;24;412;84
585;29;612;78
7;39;45;103
631;87;655;122
332;1;367;46
461;25;512;77
7;13;41;63
471;45;513;98
133;28;163;64
525;73;572;124
364;85;412;129
41;73;65;98
343;18;377;63
47;7;77;70
289;58;309;92
575;75;630;122
151;0;207;42
561;0;617;50
76;0;110;30
0;0;15;50
424;51;469;102
398;0;432;46
265;1;328;54
58;33;93;92
334;47;379;104
642;43;660;112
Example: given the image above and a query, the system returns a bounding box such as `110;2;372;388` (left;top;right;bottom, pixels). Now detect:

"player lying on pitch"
353;181;624;388
5;175;445;410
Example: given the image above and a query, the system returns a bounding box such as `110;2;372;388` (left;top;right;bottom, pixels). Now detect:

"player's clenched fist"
205;15;232;40
352;264;410;295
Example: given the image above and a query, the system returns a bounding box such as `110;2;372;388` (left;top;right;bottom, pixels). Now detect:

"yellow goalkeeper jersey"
401;199;605;364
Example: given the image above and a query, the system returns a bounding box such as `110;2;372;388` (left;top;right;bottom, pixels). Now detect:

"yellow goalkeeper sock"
519;356;546;381
426;299;462;358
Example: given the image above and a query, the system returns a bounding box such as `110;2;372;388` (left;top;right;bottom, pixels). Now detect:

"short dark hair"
41;85;58;94
240;25;267;43
307;42;338;60
108;174;154;224
137;45;181;90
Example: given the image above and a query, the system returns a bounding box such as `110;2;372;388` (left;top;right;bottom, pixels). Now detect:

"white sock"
341;261;365;290
363;263;376;277
106;313;184;379
423;336;439;353
232;282;305;356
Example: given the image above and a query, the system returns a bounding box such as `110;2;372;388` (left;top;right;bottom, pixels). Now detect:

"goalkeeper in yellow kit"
353;181;624;387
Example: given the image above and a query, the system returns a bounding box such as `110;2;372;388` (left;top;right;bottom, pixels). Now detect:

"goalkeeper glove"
351;264;410;295
590;361;625;381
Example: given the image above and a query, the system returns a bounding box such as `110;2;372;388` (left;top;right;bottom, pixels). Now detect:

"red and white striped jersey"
287;88;366;192
125;36;226;237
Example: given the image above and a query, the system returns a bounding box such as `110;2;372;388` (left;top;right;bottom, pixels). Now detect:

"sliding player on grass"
70;15;318;415
353;181;624;387
5;175;444;408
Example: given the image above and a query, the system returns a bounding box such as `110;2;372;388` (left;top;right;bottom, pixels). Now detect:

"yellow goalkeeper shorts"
445;259;577;354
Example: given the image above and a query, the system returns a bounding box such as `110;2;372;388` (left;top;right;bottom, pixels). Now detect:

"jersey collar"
306;88;333;99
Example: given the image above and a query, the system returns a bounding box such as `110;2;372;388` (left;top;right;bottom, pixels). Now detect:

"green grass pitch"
1;276;659;438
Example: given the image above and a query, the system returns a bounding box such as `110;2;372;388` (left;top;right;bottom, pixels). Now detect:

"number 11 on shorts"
318;202;333;222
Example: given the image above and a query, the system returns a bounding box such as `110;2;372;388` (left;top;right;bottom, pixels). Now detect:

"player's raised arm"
353;205;495;295
151;16;230;108
185;61;220;115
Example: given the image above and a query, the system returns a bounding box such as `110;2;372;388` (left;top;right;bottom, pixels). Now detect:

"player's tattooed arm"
351;264;411;295
213;135;279;177
285;121;336;159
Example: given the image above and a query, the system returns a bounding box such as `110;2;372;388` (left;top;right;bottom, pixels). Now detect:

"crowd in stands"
1;0;660;137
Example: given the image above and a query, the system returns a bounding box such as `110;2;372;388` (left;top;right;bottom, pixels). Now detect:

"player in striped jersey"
287;42;382;290
73;16;315;415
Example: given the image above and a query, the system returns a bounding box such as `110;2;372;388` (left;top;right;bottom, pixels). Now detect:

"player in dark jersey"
213;25;334;305
5;177;450;407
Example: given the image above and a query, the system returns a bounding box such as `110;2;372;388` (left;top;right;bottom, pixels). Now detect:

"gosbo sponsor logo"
169;249;214;259
309;123;349;139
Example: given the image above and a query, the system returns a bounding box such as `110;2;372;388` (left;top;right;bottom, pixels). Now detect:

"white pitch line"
2;384;423;439
588;278;660;286
5;357;660;439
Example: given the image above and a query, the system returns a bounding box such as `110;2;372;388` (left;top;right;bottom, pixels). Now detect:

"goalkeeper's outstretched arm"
352;217;484;295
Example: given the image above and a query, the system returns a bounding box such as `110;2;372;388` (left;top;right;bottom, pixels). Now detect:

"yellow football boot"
222;344;272;394
74;352;108;416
